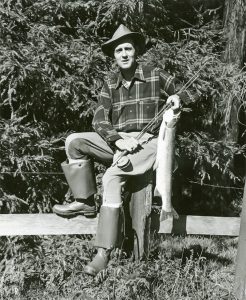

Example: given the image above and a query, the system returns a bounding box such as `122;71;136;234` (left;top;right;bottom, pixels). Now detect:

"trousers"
65;132;157;206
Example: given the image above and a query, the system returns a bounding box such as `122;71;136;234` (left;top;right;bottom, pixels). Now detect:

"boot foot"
84;248;110;276
53;200;96;218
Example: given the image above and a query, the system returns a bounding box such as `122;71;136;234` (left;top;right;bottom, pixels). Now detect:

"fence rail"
0;214;240;236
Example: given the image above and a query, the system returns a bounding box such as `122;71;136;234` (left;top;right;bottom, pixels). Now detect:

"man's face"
114;41;137;70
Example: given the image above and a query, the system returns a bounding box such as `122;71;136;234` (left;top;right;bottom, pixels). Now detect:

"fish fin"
160;208;179;222
173;158;178;174
154;186;161;197
153;159;158;170
172;207;179;219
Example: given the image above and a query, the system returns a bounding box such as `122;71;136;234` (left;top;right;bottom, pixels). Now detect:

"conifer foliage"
0;0;245;214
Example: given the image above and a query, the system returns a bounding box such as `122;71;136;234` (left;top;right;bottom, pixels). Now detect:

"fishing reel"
116;155;131;171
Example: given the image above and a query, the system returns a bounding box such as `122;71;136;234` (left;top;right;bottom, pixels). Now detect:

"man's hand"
115;137;139;153
166;94;181;114
163;94;181;126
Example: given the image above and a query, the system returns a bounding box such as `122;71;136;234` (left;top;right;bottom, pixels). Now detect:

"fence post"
124;171;153;260
234;180;246;299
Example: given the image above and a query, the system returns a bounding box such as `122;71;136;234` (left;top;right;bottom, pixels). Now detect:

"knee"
65;133;78;152
102;168;122;189
65;133;89;159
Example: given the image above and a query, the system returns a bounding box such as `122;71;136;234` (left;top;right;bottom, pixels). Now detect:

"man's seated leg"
84;134;157;275
84;204;122;276
53;132;114;217
84;168;124;276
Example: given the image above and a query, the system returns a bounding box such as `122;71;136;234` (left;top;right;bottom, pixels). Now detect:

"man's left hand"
166;94;181;114
115;137;139;153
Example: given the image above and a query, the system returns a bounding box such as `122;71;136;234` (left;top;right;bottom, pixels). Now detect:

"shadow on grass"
149;234;233;267
178;244;233;266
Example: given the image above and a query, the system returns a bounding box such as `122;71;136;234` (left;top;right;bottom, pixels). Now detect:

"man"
53;24;192;276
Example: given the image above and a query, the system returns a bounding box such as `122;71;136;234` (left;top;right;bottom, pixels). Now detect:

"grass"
0;234;238;300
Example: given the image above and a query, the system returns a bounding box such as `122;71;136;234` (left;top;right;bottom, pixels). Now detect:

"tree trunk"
223;0;246;67
223;0;246;142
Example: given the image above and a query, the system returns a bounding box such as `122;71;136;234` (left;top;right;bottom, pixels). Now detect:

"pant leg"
65;132;114;165
102;136;157;207
62;132;114;199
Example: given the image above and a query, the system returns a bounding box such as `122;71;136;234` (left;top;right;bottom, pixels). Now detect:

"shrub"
0;0;245;214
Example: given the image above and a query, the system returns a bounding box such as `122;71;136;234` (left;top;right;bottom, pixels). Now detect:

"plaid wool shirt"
92;64;194;147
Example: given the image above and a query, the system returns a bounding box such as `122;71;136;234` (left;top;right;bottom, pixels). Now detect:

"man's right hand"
115;137;139;153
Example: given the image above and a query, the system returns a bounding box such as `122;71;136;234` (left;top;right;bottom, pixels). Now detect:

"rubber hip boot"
53;160;97;217
84;248;111;277
61;160;96;199
84;206;123;276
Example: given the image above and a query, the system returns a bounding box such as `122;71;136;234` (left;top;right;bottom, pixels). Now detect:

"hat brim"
101;32;145;57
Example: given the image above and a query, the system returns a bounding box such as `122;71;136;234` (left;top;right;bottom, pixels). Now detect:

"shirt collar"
115;64;146;89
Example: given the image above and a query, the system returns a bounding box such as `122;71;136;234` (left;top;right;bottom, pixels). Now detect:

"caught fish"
154;111;179;221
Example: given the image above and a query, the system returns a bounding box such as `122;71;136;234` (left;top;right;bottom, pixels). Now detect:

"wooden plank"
235;180;246;299
159;215;240;236
0;214;240;236
0;214;98;236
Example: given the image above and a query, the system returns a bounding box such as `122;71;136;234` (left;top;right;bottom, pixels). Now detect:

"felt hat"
101;24;145;57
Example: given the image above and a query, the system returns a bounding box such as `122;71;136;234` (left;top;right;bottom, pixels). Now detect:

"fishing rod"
111;58;211;168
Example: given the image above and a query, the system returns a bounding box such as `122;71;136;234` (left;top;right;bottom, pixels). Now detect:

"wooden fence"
0;172;245;299
0;213;240;237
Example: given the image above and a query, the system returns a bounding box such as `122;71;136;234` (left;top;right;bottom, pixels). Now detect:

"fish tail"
160;207;179;222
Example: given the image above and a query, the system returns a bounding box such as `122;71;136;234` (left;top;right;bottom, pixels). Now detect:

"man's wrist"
107;135;122;151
